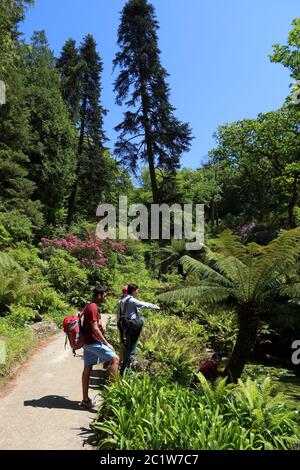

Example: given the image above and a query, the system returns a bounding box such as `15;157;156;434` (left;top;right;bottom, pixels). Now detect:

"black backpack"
118;296;144;337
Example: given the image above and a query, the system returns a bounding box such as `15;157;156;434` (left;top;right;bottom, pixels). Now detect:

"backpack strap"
64;334;68;350
78;304;88;319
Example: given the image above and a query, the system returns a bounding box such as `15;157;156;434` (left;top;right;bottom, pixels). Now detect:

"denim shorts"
83;342;116;367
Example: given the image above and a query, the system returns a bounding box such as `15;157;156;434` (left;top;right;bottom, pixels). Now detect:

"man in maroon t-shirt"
81;286;119;408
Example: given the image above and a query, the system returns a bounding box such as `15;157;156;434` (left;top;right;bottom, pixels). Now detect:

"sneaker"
79;398;97;409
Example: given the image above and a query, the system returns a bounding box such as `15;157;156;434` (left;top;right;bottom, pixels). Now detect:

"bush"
93;374;300;450
0;224;12;248
42;232;126;269
28;286;69;314
44;249;88;304
7;305;36;327
0;210;34;243
196;308;238;356
7;244;47;281
135;315;207;384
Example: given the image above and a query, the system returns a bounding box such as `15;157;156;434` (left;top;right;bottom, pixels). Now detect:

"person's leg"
128;335;139;367
82;365;93;402
108;355;120;382
89;342;119;383
120;338;131;375
120;331;138;375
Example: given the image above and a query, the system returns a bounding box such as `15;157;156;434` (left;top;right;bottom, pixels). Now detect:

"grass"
93;372;300;450
0;319;37;381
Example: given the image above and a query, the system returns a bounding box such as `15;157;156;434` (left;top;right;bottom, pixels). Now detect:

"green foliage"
0;252;42;315
28;286;69;314
159;229;300;305
114;0;192;203
0;224;12;248
25;31;77;225
270;18;300;82
196;308;238;356
0;210;34;243
44;249;88;304
6;244;46;280
7;305;36;327
0;317;36;378
58;34;108;225
158;229;300;380
93;373;299;450
210;105;300;228
136;315;206;384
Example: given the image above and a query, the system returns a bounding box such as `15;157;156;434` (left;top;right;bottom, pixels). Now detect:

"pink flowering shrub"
42;232;126;269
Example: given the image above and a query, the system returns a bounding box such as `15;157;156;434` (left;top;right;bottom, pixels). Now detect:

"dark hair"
127;284;139;295
212;352;221;361
93;286;107;299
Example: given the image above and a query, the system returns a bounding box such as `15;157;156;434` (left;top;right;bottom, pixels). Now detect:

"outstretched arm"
130;298;160;310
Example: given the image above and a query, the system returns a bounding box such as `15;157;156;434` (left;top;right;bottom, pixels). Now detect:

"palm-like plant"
159;229;300;382
150;239;195;277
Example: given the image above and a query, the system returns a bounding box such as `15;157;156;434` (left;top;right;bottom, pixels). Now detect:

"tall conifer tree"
58;34;107;225
114;0;192;204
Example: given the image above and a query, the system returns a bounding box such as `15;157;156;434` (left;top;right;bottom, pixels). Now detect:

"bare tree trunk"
224;302;259;382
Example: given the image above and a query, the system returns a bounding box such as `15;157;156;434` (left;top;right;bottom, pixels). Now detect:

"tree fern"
159;228;300;381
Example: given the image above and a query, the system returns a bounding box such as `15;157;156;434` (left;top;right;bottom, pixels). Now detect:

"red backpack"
63;308;86;356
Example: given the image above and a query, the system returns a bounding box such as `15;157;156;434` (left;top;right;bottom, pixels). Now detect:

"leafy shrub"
0;210;34;243
93;374;300;450
7;305;36;327
42;232;126;269
7;244;47;281
44;249;88;304
196;308;238;356
136;315;207;384
0;271;42;316
0;252;24;276
28;286;69;314
0;224;12;248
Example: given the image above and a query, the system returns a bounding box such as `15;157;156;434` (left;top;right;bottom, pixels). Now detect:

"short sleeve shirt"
83;303;101;343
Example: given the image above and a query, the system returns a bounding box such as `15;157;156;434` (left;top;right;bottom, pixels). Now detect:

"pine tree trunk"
224;302;259;382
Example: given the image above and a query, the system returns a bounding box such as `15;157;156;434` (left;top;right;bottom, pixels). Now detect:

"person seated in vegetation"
81;286;119;408
198;352;221;381
117;284;160;376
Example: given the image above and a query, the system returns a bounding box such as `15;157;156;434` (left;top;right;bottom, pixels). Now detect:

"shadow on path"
24;395;97;413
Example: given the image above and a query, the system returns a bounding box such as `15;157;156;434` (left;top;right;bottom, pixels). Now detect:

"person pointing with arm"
118;283;160;375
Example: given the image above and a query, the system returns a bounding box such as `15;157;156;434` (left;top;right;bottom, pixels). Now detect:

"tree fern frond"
216;230;249;262
252;228;300;299
158;285;231;305
180;255;233;287
278;282;300;298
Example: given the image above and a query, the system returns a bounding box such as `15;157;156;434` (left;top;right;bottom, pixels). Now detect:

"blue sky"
22;0;299;169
